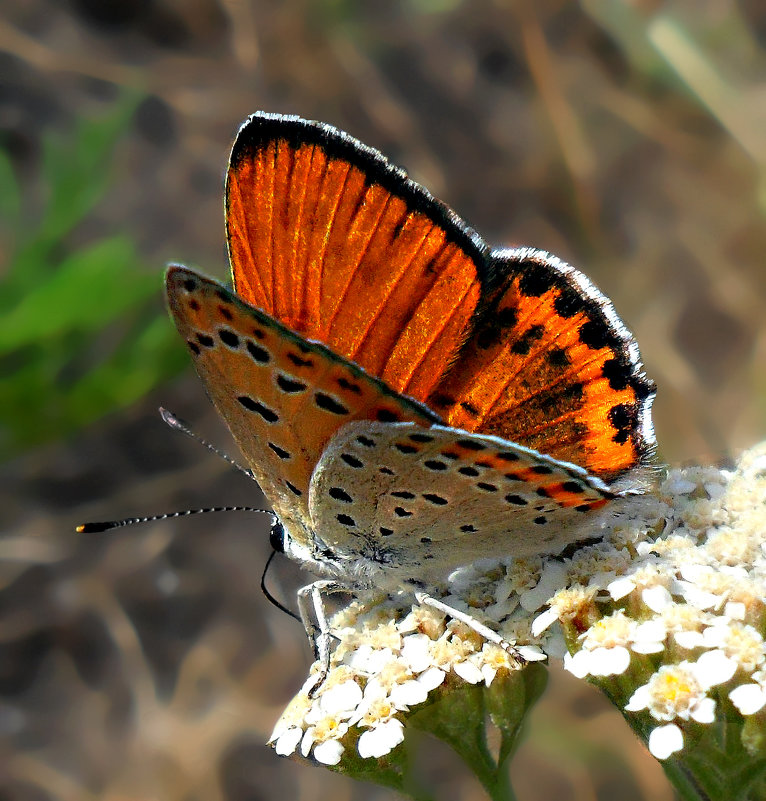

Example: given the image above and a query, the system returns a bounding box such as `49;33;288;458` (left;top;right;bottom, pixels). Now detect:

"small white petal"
543;629;568;659
632;640;665;654
649;724;684;759
301;729;315;757
724;602;746;621
313;739;345;765
516;645;547;662
664;474;697;494
453;659;484;684
320;681;363;714
729;684;766;715
674;631;705;650
417;666;446;692
642;585;672;613
401;634;432;673
590;646;631;676
531;607;559;637
346;644;374;670
520;562;568;611
390;680;428;707
273;726;303;756
693;650;737;689
481;664;498;686
563;649;590;679
607;576;636;601
358;719;405;758
691;696;716;724
634;619;667;642
625;684;650;712
702;626;728;647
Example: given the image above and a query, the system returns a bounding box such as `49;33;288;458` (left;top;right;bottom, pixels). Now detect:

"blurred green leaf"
0;149;21;222
1;91;188;460
0;237;156;351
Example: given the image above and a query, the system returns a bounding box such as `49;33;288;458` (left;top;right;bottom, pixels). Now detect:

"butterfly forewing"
165;267;439;547
309;421;615;587
226;112;486;401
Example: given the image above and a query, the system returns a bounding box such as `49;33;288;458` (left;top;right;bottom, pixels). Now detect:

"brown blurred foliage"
1;1;764;800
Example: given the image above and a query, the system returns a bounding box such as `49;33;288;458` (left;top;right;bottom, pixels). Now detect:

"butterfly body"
167;112;656;601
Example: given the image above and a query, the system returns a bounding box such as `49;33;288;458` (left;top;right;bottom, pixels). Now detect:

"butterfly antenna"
261;550;302;623
159;407;254;479
76;506;275;533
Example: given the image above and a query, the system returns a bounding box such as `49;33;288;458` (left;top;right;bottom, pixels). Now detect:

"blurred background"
1;1;764;799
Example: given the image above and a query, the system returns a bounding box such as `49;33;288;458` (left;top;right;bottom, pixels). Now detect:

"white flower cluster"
270;599;544;765
534;442;766;760
270;442;766;766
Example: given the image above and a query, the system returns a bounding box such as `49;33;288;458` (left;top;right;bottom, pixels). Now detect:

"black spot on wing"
510;324;545;355
505;494;528;505
337;376;362;394
268;442;291;460
456;438;485;451
546;347;570;367
341;453;363;468
288;352;314;368
218;328;239;348
329;487;353;503
579;319;613;350
517;261;555;297
237;396;278;423
315;392;349;416
247;341;270;364
276;373;307;393
531;465;553;475
395;443;418;454
422;493;448;505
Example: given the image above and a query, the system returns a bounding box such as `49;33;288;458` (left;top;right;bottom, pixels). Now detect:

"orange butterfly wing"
428;249;655;482
226;113;485;402
224;113;655;485
166;267;439;547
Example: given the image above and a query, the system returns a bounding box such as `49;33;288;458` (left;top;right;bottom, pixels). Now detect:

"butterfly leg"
297;579;346;695
415;592;526;668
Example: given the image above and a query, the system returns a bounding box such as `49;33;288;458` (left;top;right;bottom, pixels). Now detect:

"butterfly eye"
269;520;286;553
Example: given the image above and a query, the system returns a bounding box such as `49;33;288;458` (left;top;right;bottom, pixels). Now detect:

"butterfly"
165;112;656;675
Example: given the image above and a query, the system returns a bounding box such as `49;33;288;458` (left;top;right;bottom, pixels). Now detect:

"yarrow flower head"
269;442;766;795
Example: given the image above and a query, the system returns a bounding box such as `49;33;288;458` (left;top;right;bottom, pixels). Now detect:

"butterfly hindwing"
165;267;439;548
309;421;614;587
428;248;656;483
